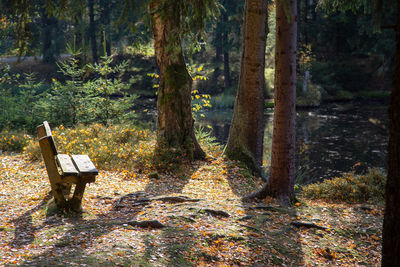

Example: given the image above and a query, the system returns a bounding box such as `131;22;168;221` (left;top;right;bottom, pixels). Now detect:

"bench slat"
56;154;79;176
43;121;53;137
71;155;98;176
37;122;58;156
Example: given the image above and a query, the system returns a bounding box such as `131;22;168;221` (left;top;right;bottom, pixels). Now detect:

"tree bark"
100;0;112;56
88;0;98;63
222;11;231;89
224;0;268;175
41;8;57;64
244;0;297;204
211;18;223;91
382;2;400;265
150;0;205;160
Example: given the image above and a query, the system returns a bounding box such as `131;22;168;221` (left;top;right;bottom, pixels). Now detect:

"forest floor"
0;152;383;266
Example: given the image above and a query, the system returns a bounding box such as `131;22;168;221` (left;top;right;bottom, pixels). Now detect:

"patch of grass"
296;83;322;107
301;168;385;203
265;100;274;109
334;90;355;101
210;93;236;109
358;90;391;100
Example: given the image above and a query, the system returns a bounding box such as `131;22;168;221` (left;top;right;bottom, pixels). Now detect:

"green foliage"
124;43;155;57
0;67;48;132
195;125;219;153
301;168;386;203
210;94;236;109
264;68;274;95
188;67;217;147
334;90;355;100
154;0;221;40
358;90;390;99
43;49;136;126
25;123;153;172
296;82;322;107
298;44;316;73
309;59;370;96
0;16;14;55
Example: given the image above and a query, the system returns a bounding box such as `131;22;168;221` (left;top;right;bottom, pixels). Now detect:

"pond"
137;99;388;185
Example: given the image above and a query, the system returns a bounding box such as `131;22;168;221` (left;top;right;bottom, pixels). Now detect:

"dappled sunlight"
0;150;383;265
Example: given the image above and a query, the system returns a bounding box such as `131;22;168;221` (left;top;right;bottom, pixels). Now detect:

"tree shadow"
9;157;306;265
223;159;306;265
9;191;53;248
10;160;203;266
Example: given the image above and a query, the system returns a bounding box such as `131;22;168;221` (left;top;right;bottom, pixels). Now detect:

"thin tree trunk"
41;8;57;63
382;2;400;265
224;0;268;175
223;48;231;89
244;0;297;204
211;19;223;91
302;0;308;44
222;11;231;89
150;0;205;160
100;0;111;56
88;0;98;62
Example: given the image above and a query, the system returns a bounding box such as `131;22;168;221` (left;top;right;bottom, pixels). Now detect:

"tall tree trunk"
244;0;297;204
41;8;57;63
150;0;205;160
382;2;400;265
100;0;111;56
302;0;308;44
88;0;98;62
223;46;231;89
222;11;231;89
224;0;268;175
297;0;301;49
211;19;223;91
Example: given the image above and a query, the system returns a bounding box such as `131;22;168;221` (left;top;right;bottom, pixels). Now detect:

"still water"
199;102;388;184
138;100;388;184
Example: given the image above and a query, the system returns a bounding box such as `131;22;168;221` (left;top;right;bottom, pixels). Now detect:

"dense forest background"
0;0;395;133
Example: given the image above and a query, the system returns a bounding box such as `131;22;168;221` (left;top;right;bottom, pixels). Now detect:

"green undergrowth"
21;123;221;174
0;129;32;152
24;123;153;172
301;168;386;203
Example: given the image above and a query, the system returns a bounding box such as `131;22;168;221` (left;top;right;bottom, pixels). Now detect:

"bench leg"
69;181;87;212
61;183;72;200
52;182;68;210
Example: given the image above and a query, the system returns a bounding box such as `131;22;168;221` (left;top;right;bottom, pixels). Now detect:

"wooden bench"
37;121;98;211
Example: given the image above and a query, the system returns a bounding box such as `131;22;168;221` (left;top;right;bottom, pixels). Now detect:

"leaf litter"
0;151;383;266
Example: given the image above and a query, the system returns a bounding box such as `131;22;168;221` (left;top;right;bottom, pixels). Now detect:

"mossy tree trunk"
224;0;268;175
382;2;400;265
244;0;297;204
150;0;205;160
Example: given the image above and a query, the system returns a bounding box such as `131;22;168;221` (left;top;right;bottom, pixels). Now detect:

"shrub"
301;168;386;203
45;52;136;127
25;123;154;172
296;82;322;107
0;130;31;152
210;94;236;109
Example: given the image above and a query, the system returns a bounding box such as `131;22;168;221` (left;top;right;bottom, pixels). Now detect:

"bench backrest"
37;121;60;181
37;121;58;156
